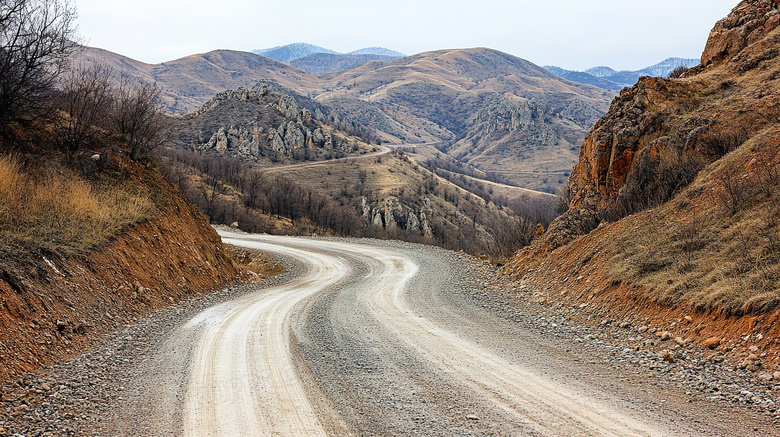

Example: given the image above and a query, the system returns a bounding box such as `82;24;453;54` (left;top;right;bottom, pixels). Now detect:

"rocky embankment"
0;168;239;386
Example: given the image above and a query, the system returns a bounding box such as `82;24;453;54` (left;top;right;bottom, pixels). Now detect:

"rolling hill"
77;46;615;193
78;47;324;114
253;43;406;74
316;48;613;191
544;57;701;90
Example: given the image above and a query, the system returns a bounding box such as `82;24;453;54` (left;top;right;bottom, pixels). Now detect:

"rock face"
702;0;780;67
542;0;780;249
569;76;683;210
447;94;604;192
361;196;434;238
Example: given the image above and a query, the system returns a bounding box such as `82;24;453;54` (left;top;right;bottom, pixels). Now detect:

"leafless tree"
0;0;77;141
110;73;168;160
53;63;113;154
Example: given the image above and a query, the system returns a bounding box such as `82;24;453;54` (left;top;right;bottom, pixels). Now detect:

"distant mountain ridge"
253;43;337;62
544;57;700;90
252;42;406;74
77;45;614;192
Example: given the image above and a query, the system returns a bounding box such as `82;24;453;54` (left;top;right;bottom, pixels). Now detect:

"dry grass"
607;138;780;315
0;155;154;262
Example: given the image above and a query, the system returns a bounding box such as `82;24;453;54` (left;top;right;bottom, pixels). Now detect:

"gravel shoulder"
1;234;778;436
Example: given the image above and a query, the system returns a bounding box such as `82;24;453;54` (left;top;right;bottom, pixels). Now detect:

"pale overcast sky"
75;0;739;71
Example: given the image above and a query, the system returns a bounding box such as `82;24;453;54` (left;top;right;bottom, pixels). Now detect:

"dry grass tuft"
0;155;154;262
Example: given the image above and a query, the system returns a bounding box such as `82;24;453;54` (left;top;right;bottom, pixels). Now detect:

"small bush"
668;66;688;79
603;145;705;221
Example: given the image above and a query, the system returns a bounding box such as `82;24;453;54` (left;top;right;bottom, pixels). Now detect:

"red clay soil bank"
504;221;780;376
0;175;239;383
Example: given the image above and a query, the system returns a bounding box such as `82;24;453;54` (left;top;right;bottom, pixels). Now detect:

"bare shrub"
53;63;114;154
699;125;749;158
668;66;688;79
713;166;756;215
604;145;705;221
111;73;168;160
0;0;77;143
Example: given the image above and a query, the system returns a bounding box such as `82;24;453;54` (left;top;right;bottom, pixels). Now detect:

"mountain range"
544;57;700;89
78;46;614;192
252;43;406;74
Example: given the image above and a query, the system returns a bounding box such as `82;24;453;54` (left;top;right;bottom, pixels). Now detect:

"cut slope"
0;153;239;382
505;0;780;370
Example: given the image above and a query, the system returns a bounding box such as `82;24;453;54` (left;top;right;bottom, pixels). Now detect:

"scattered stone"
703;337;721;350
466;415;480;421
660;350;676;363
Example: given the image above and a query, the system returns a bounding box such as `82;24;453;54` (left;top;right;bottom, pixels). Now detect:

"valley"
80;45;615;193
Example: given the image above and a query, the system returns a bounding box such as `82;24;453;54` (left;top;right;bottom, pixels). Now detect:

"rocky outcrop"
361;196;434;238
448;93;601;192
568;76;682;210
543;0;780;251
188;83;353;160
194;85;269;116
205;124;266;156
702;0;780;67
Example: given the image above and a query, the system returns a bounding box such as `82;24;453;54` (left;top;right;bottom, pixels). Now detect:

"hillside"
506;0;780;374
253;43;337;62
77;47;324;114
290;53;399;74
162;82;542;258
79;46;614;193
167;82;377;164
318;48;614;191
253;43;406;73
0;151;240;381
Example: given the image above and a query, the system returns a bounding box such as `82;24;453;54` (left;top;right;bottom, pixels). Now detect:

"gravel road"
1;233;777;436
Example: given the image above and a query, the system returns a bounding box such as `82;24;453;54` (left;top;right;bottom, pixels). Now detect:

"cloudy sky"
75;0;738;71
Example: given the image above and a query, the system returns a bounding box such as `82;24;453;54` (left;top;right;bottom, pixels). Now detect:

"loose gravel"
1;237;777;436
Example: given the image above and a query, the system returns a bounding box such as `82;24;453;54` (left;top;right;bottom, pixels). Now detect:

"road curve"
258;142;442;173
177;232;669;436
181;239;346;436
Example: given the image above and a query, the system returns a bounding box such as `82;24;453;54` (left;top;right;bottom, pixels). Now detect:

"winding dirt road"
109;232;772;436
166;232;681;436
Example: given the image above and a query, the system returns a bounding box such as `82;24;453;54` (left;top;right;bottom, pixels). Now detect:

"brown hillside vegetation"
0;152;239;381
79;47;324;114
0;4;241;382
506;0;780;373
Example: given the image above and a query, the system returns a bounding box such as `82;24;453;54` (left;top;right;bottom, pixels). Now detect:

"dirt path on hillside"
259;142;439;173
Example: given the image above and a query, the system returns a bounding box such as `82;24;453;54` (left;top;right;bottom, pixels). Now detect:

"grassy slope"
0;151;239;381
504;2;780;366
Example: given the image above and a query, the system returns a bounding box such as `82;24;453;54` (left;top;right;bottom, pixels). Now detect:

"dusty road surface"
41;233;774;436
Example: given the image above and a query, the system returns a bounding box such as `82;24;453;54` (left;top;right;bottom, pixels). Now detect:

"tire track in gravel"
182;237;349;436
211;233;666;436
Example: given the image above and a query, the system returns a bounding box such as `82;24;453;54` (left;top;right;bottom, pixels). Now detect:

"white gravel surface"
1;232;778;436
